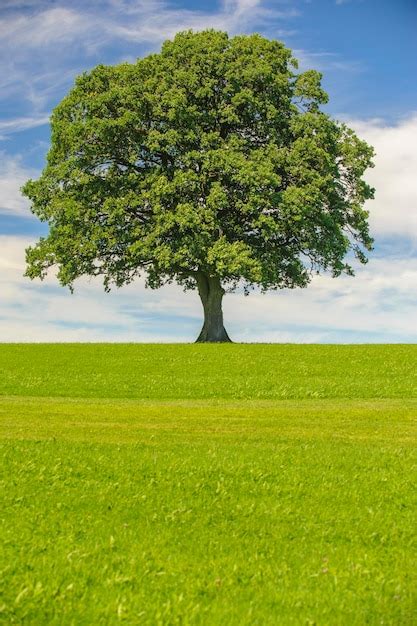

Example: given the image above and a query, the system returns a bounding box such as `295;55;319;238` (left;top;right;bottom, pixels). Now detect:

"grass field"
1;345;416;625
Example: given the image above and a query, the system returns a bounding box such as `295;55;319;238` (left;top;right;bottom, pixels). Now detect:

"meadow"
1;344;416;624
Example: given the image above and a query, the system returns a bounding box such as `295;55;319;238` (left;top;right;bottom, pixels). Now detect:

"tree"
23;30;374;342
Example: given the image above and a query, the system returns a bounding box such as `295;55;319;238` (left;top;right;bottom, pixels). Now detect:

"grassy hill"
1;344;416;624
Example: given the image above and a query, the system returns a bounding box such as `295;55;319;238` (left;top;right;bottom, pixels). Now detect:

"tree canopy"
23;30;374;342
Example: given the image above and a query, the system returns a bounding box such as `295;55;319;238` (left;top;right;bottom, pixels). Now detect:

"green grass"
1;343;417;399
1;345;417;624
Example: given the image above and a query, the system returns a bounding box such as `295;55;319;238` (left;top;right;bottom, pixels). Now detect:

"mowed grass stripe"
1;344;417;399
1;397;417;445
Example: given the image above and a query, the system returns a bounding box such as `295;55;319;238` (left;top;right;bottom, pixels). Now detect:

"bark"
195;273;231;343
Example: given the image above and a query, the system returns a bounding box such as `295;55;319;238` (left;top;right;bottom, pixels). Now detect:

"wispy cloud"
109;0;297;42
0;0;298;138
295;49;364;74
0;7;88;47
0;115;49;139
0;154;37;217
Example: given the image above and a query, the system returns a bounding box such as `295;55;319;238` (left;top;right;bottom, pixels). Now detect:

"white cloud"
0;155;37;216
226;257;417;341
1;233;417;343
0;236;198;342
350;114;417;242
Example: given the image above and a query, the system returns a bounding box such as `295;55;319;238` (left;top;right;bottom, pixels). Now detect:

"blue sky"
0;0;416;342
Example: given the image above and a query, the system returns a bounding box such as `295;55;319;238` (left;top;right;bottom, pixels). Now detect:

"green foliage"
23;30;374;295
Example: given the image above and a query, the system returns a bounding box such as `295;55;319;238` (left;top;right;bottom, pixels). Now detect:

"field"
1;344;416;625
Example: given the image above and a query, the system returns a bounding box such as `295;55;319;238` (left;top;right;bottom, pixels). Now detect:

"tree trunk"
195;273;231;343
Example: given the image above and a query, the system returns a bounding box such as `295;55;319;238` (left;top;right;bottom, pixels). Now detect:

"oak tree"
23;30;374;342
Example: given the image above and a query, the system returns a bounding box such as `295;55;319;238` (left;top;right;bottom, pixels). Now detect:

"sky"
0;0;416;343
